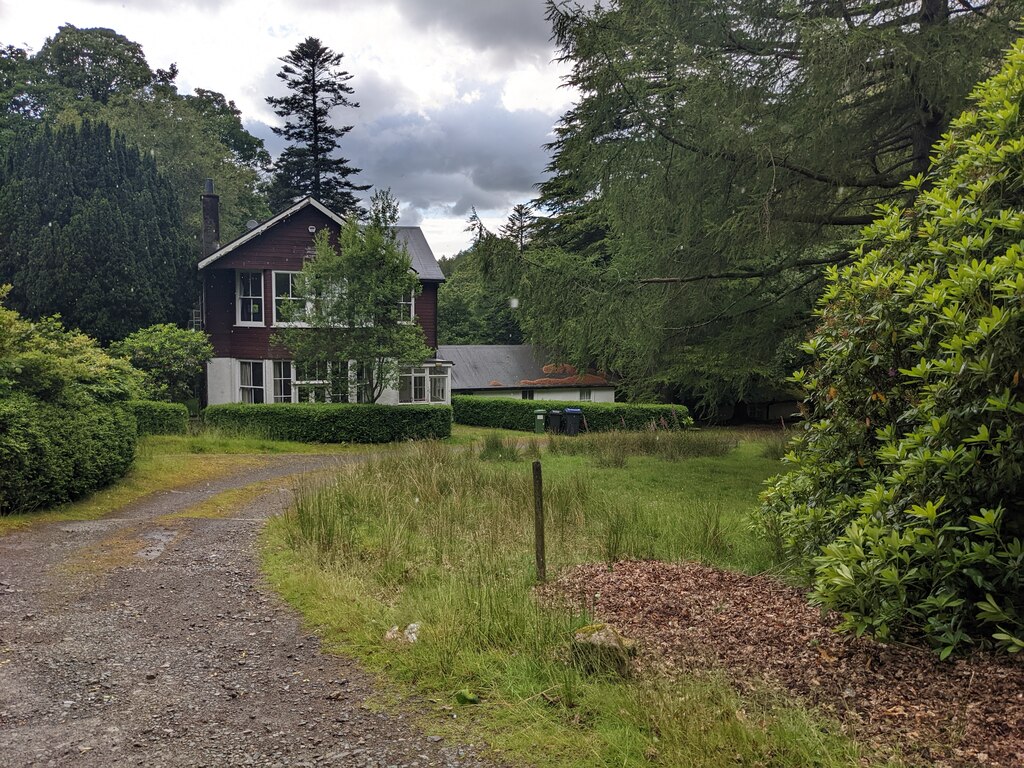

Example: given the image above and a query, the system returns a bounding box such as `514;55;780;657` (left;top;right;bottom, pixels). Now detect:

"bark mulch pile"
541;561;1023;768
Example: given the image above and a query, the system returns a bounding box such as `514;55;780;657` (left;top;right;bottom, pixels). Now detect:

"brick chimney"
201;178;220;258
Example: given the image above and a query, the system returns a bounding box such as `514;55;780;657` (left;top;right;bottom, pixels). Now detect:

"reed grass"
265;435;885;768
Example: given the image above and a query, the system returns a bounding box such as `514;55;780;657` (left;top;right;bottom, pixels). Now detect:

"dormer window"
237;271;264;325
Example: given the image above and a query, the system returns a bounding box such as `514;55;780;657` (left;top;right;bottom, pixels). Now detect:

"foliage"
438;234;524;346
486;0;1024;408
0;291;139;514
203;403;452;443
86;84;270;243
110;324;213;403
265;36;368;215
128;400;189;436
756;41;1024;655
452;395;692;433
275;190;431;402
34;24;154;106
1;25;269;253
0;120;191;342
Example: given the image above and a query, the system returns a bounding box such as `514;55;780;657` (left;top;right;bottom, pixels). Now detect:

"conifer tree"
266;37;368;215
0;120;190;342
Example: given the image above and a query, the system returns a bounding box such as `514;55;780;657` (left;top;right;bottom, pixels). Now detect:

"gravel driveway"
0;455;500;768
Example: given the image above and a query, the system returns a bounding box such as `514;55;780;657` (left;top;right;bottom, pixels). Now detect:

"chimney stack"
201;178;220;258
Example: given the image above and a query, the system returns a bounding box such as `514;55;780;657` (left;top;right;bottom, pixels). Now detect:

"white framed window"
294;360;350;403
273;271;307;325
239;360;265;403
272;361;293;403
521;390;534;400
236;271;264;326
399;366;449;404
399;292;415;322
580;390;592;402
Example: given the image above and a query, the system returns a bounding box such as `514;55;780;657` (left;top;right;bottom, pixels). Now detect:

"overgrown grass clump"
265;438;872;767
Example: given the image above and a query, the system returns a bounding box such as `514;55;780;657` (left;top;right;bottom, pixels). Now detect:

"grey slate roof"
438;344;614;391
395;226;445;281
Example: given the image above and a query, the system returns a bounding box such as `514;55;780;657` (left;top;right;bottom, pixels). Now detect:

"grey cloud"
247;85;556;221
348;91;556;207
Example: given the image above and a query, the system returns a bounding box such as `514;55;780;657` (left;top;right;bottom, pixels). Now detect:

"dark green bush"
203;403;452;443
452;395;692;432
0;395;136;515
756;42;1024;656
129;400;189;436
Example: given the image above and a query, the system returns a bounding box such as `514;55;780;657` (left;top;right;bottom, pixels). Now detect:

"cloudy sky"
0;0;578;256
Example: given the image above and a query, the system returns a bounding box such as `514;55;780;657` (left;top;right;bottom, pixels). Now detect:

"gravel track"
0;455;501;768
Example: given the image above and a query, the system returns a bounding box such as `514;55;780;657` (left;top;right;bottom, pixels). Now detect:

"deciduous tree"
275;190;429;402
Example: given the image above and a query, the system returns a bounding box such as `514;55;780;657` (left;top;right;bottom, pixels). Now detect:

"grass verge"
264;432;887;767
0;426;359;537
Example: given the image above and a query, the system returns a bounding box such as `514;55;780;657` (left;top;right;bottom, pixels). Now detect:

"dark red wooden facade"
201;206;441;358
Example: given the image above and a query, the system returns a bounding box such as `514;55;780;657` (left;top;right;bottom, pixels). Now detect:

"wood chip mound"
541;561;1024;767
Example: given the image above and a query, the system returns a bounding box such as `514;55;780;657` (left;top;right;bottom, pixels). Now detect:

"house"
196;181;452;406
438;344;615;402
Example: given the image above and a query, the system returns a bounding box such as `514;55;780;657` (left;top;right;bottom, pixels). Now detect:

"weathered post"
533;459;546;583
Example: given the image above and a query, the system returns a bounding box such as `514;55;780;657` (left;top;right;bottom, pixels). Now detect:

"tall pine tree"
266;37;368;215
0;120;191;342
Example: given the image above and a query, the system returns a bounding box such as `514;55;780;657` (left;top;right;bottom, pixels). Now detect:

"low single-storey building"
439;344;615;402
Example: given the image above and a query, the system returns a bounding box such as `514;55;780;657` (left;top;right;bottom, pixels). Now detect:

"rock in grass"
571;623;636;677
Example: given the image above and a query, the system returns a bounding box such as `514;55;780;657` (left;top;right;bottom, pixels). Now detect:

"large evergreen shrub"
0;292;140;514
756;41;1024;655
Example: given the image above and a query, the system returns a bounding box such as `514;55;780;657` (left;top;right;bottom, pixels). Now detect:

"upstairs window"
399;292;414;322
237;271;264;325
273;271;306;325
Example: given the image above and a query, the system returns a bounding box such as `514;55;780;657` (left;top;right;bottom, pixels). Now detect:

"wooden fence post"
533;459;546;583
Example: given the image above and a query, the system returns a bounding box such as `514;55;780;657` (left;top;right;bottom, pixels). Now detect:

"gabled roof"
197;196;446;281
438;344;614;390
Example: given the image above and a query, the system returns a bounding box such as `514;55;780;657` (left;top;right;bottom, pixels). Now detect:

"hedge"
452;395;692;432
129;400;189;436
203;403;452;443
0;395;137;515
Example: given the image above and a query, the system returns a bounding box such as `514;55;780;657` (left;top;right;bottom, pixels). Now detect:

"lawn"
263;428;888;767
0;426;359;537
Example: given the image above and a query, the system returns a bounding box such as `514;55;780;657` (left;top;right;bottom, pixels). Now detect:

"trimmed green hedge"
203;403;452;443
0;395;137;515
452;395;692;432
129;400;189;436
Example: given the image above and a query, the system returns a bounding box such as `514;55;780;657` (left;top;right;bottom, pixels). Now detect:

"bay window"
399;366;449;404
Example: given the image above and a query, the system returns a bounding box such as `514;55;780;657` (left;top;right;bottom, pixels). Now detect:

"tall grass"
548;429;740;466
268;438;877;768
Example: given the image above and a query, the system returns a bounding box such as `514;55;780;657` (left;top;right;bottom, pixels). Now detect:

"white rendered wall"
590;388;616;403
207;358;235;405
